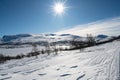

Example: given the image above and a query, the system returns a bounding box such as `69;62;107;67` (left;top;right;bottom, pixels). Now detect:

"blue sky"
0;0;120;37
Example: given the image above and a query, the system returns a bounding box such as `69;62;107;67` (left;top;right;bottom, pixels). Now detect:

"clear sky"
0;0;120;37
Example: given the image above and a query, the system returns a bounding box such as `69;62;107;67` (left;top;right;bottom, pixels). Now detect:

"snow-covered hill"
0;33;79;56
0;33;112;45
0;34;81;44
0;41;120;80
0;33;116;56
56;17;120;36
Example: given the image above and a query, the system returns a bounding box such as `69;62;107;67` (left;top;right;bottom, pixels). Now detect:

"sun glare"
51;0;67;16
54;3;65;14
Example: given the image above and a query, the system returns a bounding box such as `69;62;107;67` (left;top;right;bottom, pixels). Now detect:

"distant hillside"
0;33;117;45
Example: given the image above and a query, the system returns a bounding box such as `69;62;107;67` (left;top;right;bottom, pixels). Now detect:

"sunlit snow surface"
0;41;120;80
0;45;70;56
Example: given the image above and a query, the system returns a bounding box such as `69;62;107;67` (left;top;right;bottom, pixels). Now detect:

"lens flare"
54;2;65;14
51;0;67;16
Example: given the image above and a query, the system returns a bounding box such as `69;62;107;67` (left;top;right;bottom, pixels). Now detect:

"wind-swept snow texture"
0;41;120;80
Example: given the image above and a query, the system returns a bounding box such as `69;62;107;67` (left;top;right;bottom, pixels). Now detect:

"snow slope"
0;33;112;56
0;46;32;56
56;17;120;36
0;41;120;80
0;45;70;56
0;34;81;44
0;33;111;45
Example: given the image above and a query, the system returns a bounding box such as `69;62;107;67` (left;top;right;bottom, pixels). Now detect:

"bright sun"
52;1;67;16
54;3;65;14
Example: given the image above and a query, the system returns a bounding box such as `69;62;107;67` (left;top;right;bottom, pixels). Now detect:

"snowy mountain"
2;34;32;42
0;33;114;45
0;33;81;44
96;34;108;39
95;34;108;42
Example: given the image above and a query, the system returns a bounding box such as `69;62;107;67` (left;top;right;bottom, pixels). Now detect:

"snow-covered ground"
0;46;32;56
0;45;70;56
0;41;120;80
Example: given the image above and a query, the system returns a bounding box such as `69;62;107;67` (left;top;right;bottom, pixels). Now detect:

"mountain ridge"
0;33;111;45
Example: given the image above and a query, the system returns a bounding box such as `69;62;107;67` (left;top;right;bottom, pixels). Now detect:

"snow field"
0;41;120;80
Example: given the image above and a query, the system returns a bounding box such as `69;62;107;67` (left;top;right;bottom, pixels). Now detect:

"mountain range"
0;33;113;45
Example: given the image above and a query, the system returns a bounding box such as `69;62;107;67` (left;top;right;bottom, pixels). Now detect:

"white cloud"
56;16;120;36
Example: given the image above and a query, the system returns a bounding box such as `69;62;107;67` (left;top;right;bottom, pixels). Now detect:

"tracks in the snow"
118;51;120;80
114;47;120;80
86;47;120;80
